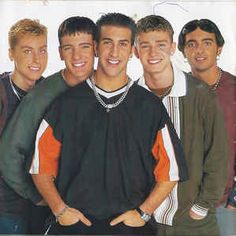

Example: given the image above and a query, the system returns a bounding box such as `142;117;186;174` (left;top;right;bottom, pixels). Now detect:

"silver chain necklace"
211;68;222;91
9;73;25;101
90;75;132;112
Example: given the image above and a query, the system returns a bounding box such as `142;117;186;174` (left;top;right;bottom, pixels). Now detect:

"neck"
62;69;91;87
192;66;219;86
95;67;128;92
11;71;35;91
143;65;174;97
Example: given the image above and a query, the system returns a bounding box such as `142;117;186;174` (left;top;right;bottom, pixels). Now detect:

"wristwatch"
136;207;151;222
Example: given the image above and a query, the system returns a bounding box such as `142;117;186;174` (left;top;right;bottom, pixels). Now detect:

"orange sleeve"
38;125;61;177
152;130;170;182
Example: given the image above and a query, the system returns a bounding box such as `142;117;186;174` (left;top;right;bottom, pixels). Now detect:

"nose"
110;44;119;57
150;45;158;56
196;43;204;54
32;51;40;63
72;47;80;60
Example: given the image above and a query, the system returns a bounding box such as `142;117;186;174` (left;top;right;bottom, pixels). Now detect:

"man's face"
9;34;48;84
135;30;175;76
183;27;222;73
59;33;94;86
95;25;133;79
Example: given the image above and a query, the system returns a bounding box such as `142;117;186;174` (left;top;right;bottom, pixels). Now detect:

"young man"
31;13;188;235
0;16;96;234
135;15;229;236
178;19;236;236
0;18;47;234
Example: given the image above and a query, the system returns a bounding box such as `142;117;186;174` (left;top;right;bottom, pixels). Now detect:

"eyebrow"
139;40;168;45
102;38;130;43
186;38;214;43
60;42;93;48
21;45;47;49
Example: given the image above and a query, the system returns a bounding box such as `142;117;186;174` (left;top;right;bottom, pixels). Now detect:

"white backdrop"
0;0;236;80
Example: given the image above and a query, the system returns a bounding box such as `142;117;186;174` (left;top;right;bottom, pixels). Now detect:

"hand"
189;209;205;220
36;199;47;206
226;204;236;210
110;209;145;227
57;207;92;227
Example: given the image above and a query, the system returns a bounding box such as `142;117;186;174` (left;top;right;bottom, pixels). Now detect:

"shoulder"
221;70;236;85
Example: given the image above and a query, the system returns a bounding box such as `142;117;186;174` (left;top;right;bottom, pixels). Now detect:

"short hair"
96;13;137;45
178;19;225;52
8;18;47;49
58;16;96;45
136;15;174;42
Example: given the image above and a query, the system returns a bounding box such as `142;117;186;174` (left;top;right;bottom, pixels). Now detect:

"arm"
110;181;176;227
111;121;187;226
191;91;229;218
32;174;91;226
0;96;42;203
31;119;91;226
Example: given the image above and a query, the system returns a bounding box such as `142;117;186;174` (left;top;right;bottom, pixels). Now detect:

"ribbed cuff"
191;204;209;217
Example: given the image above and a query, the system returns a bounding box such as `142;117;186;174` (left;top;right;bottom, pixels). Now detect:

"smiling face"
95;25;133;80
9;34;48;89
183;27;222;73
59;32;94;86
135;30;175;77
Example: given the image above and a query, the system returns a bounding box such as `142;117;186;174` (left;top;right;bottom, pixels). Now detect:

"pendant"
106;104;113;113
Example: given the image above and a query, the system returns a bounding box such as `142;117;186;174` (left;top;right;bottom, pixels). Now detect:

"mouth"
108;59;120;65
73;62;86;68
195;56;207;62
29;66;40;71
148;59;162;64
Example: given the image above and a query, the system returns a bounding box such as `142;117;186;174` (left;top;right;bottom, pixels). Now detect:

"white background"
0;0;236;80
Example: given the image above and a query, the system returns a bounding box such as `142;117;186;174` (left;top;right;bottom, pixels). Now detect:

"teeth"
149;59;161;64
108;59;119;65
73;62;85;67
29;66;40;71
196;57;205;61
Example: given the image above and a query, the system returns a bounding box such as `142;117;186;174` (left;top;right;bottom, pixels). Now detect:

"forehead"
60;32;93;45
137;30;172;43
185;27;216;42
100;25;132;41
15;34;47;48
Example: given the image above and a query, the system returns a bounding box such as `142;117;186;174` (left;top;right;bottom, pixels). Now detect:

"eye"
120;42;128;47
204;41;212;47
24;49;32;54
158;43;167;49
40;48;47;54
62;46;72;51
186;42;196;49
81;44;91;49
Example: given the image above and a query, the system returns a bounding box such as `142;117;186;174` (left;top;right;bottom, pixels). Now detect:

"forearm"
140;181;177;214
32;174;66;215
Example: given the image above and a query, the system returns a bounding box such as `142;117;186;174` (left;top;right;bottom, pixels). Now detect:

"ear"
8;48;14;61
134;46;140;59
170;42;176;56
58;46;63;61
94;41;98;57
217;46;223;56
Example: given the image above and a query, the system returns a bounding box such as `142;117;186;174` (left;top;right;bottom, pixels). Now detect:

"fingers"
110;213;125;226
79;213;92;226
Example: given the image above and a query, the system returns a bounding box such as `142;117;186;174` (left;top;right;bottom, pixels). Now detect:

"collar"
137;63;187;98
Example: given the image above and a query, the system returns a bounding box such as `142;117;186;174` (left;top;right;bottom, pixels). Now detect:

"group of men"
0;12;235;236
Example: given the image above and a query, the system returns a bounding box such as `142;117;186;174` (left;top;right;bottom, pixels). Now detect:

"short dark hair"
178;19;225;52
136;15;174;42
96;13;137;45
58;16;96;45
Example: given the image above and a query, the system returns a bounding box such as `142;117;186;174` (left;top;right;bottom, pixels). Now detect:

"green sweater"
0;71;68;203
174;73;229;222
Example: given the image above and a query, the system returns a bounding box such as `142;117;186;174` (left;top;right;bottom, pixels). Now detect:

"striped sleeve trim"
154;184;178;225
190;204;209;217
29;119;61;177
152;124;180;182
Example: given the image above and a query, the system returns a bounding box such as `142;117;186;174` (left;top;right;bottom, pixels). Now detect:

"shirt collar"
138;63;187;97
